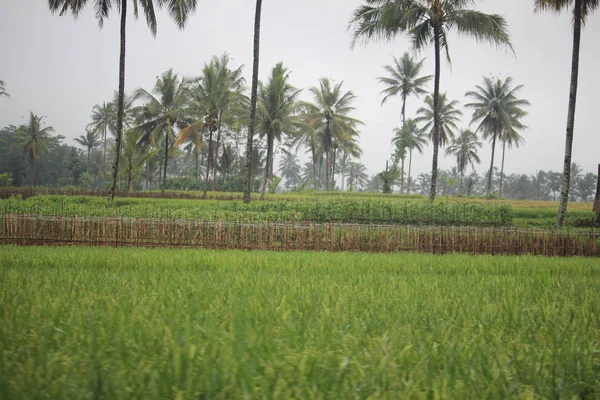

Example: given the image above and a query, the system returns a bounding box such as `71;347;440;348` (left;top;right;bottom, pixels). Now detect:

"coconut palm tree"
278;148;302;190
257;63;302;199
119;129;156;192
347;162;369;191
402;119;428;194
415;93;462;146
74;129;100;165
392;119;425;193
304;78;363;191
350;0;512;201
179;54;245;197
243;0;263;203
49;0;198;200
534;0;598;227
87;102;114;179
378;53;432;123
498;128;525;197
134;69;190;194
465;76;529;195
445;129;482;191
14;112;55;186
0;80;9;98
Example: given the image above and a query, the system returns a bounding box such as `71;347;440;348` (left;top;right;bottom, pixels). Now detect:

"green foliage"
0;195;513;226
1;246;599;398
0;173;13;187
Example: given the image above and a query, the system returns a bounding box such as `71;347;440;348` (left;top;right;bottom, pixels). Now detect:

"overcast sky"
1;0;598;178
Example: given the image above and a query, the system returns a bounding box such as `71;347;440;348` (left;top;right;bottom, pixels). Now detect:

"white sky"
1;0;599;177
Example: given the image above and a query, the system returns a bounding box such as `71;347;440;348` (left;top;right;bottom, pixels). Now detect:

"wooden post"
593;163;600;227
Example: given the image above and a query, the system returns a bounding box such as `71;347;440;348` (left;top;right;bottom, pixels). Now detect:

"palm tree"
88;102;114;179
499;128;525;197
243;0;263;203
444;129;482;191
0;80;9;98
49;0;198;200
465;76;529;195
119;129;156;192
378;53;432;123
257;63;302;199
14;112;54;186
278;148;302;190
304;78;363;191
415;93;461;144
180;54;245;198
135;69;190;194
350;0;512;201
392;119;424;193
74;129;100;164
402;119;428;194
347;162;369;191
534;0;598;227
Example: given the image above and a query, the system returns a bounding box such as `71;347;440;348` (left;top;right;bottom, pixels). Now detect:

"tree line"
0;0;597;227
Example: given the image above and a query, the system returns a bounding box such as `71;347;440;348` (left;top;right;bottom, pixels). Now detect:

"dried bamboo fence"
1;215;598;257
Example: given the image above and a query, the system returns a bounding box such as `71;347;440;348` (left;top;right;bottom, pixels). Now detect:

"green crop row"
1;246;598;399
0;196;514;226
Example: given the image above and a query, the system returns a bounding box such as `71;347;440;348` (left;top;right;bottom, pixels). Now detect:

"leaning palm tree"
243;0;263;203
49;0;198;200
465;76;529;195
534;0;598;227
74;128;100;164
350;0;512;201
444;129;482;191
134;69;190;194
14;113;54;186
0;80;9;98
304;78;364;191
257;63;302;199
378;53;432;123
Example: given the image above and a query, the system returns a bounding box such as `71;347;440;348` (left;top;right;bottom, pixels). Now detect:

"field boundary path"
2;215;598;257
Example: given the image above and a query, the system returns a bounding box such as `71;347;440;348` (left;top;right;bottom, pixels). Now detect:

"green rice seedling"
0;246;598;399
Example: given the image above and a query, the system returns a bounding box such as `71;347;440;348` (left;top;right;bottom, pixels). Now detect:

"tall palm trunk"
487;133;497;195
103;129;107;181
243;0;262;204
400;158;405;194
593;163;600;226
324;117;331;191
401;94;406;124
127;170;132;192
557;0;582;228
213;111;223;191
429;26;441;202
194;149;199;181
261;133;274;200
331;147;337;190
162;132;169;194
109;0;127;201
203;128;214;198
499;140;507;197
407;148;413;194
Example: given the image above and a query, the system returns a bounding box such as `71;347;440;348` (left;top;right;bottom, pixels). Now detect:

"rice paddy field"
1;246;599;399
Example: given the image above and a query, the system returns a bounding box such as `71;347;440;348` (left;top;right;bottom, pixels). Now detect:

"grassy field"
1;192;596;229
1;246;598;399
